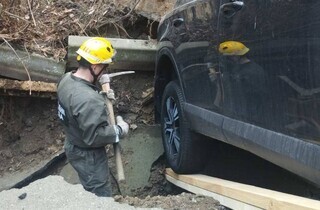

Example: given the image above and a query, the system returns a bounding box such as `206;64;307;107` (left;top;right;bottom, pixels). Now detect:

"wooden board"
0;79;57;98
165;168;320;210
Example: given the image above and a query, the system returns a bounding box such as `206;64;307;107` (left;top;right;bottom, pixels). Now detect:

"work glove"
106;89;115;101
100;89;115;101
116;116;129;138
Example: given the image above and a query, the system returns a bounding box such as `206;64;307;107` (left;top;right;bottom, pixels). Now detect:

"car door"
217;0;270;126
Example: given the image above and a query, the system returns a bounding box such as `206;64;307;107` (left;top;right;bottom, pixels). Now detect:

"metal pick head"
109;71;135;78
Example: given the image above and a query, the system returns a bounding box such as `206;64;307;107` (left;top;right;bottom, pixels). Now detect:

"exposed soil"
0;70;155;176
0;72;225;210
115;193;223;210
0;97;63;175
112;156;225;209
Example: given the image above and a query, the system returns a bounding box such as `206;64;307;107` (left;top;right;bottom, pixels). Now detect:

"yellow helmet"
76;37;116;64
219;41;249;56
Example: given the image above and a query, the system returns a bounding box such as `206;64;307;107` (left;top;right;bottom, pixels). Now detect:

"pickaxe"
99;71;135;182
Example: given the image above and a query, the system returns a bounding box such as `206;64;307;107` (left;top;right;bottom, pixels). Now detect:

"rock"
130;124;138;131
18;192;27;200
0;149;13;158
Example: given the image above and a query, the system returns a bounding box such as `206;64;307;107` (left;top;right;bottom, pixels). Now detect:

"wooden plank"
0;79;57;92
166;174;262;210
165;168;320;210
0;79;57;98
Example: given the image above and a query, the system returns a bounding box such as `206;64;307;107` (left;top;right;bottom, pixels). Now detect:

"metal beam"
67;36;157;71
0;46;66;82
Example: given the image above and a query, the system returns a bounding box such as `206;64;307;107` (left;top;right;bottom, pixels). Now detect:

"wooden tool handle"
101;83;125;182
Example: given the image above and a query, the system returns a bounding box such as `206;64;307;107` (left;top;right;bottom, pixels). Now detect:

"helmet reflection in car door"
219;41;269;124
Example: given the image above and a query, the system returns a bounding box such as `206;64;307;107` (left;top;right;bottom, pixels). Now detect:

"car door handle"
173;18;184;27
220;1;244;18
220;1;244;10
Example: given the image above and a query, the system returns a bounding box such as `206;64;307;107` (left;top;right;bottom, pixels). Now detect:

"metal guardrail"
67;36;157;71
0;36;157;83
0;46;66;82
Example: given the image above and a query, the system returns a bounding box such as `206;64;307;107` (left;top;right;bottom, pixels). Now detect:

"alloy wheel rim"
163;96;180;157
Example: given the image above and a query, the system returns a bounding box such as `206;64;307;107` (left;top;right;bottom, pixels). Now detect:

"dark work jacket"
57;72;117;148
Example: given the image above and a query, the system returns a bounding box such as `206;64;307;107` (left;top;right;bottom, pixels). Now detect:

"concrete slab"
59;163;80;185
68;36;157;71
0;175;156;210
0;152;65;192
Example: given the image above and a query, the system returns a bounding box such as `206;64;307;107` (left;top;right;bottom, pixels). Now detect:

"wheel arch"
154;49;180;123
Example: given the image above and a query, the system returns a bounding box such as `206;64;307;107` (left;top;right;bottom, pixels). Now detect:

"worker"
57;37;129;197
219;41;269;124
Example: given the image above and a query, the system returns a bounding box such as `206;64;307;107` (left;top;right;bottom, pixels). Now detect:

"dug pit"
0;70;157;193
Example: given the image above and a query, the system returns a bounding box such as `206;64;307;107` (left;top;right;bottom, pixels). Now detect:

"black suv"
154;0;320;187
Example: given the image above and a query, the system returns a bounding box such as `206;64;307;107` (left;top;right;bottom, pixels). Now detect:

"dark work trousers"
64;140;112;197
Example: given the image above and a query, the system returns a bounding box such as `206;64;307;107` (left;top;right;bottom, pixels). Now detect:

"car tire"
161;81;208;173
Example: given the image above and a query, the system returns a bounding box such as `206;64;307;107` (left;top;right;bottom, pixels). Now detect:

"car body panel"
184;103;226;142
222;115;320;185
